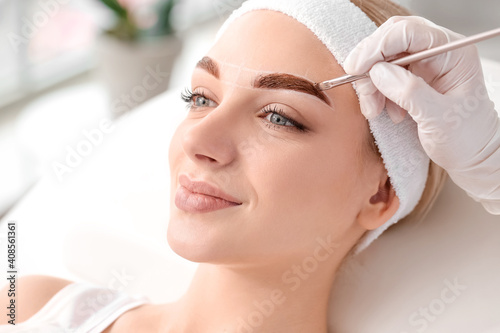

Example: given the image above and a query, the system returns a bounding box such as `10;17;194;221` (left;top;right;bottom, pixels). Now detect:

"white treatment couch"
1;59;499;333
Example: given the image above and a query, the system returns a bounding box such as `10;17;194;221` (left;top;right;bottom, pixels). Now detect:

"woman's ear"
357;175;400;230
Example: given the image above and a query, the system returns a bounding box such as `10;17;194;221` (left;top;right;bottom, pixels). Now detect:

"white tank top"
0;282;151;333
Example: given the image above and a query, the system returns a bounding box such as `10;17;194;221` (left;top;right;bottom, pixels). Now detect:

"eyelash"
181;88;211;109
180;87;307;132
260;105;306;132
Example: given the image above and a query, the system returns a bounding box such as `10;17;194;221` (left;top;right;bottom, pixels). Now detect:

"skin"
161;10;399;333
2;9;400;333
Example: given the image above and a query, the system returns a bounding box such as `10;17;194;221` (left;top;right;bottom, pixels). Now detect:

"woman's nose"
181;108;239;168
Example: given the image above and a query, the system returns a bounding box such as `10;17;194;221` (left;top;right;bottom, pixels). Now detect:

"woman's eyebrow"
195;56;331;106
254;73;331;106
196;56;220;78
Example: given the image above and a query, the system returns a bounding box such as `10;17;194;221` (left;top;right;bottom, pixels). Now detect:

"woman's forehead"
207;10;345;84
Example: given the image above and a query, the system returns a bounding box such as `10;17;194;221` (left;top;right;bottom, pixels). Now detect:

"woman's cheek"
251;141;320;207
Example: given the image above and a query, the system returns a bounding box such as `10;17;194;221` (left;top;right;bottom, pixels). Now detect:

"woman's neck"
160;249;343;333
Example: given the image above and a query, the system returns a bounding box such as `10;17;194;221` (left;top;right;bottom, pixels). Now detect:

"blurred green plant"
99;0;178;40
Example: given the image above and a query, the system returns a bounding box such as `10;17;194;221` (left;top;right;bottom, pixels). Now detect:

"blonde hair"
351;0;448;243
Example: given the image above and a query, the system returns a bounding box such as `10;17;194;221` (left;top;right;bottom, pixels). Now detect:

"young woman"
2;0;498;332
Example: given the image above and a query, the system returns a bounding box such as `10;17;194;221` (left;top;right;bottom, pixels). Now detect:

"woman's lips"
175;174;242;213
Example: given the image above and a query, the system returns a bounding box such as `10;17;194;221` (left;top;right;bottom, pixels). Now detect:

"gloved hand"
344;16;500;214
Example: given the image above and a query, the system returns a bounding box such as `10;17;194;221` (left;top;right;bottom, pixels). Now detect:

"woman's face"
168;10;388;266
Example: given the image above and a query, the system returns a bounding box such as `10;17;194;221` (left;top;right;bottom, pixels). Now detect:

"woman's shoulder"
0;274;74;325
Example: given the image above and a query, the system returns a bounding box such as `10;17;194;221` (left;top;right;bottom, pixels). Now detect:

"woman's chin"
166;216;233;264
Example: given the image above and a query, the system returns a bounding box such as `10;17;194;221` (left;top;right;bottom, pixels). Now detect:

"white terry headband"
215;0;430;254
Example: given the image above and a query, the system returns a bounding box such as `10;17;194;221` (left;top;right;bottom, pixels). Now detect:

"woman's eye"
193;95;216;108
266;112;295;127
181;88;217;109
262;106;307;132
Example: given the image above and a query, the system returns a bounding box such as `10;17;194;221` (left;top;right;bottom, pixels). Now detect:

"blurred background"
0;0;499;219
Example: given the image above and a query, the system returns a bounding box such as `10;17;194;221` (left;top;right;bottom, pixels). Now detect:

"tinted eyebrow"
254;73;331;106
196;56;220;78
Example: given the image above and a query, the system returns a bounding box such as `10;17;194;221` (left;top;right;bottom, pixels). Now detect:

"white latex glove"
344;16;500;214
